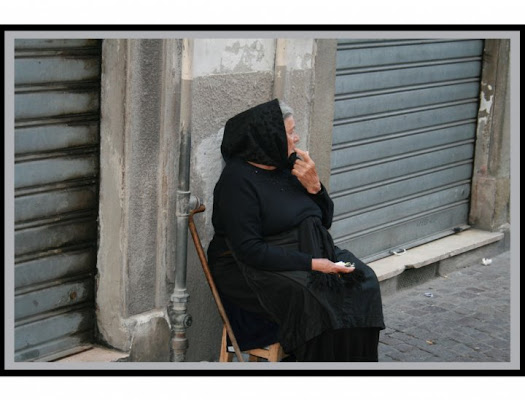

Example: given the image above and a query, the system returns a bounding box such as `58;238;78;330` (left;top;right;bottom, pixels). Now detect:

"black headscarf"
221;99;290;170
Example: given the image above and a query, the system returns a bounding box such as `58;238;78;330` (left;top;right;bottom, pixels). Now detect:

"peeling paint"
193;39;275;77
478;82;494;123
286;39;314;71
221;40;267;74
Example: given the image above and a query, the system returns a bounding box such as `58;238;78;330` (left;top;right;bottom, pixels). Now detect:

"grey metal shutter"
330;39;483;262
14;39;102;361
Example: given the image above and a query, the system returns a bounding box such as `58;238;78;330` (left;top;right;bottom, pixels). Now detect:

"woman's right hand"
311;258;355;274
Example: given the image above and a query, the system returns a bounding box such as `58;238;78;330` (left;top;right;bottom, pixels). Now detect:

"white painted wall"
193;39;276;77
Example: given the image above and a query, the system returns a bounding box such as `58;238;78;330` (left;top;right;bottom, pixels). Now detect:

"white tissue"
336;261;355;268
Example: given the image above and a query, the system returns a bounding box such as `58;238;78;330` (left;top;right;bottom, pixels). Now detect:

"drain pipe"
169;38;196;362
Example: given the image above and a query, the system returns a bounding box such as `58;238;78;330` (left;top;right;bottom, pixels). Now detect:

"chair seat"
220;325;286;362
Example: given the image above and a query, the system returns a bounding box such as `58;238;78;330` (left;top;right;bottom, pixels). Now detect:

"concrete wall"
186;38;276;361
186;38;337;361
96;38;337;361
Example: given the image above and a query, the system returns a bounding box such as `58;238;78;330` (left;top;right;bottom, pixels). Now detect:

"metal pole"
169;38;194;362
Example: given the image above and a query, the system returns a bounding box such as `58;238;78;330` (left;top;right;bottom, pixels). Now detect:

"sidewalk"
378;250;511;362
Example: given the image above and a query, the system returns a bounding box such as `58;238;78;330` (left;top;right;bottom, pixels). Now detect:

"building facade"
13;37;511;362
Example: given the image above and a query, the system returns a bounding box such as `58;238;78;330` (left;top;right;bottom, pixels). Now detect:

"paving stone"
378;251;510;363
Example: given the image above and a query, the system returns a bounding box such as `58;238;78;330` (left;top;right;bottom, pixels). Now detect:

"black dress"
207;99;385;361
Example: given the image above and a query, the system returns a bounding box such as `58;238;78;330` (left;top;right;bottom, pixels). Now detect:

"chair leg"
267;343;285;362
219;326;233;362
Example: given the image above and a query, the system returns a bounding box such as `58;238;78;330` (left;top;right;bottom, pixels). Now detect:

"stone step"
369;228;505;296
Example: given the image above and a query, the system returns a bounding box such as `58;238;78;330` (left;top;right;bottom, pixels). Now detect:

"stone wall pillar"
96;39;181;357
308;39;337;190
469;39;511;237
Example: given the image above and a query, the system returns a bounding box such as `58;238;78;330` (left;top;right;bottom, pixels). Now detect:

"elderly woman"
207;99;385;362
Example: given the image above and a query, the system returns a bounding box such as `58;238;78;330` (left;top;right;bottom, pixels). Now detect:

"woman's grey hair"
278;100;294;120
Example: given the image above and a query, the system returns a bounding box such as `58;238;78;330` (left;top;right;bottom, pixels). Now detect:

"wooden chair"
219;325;286;362
188;203;286;362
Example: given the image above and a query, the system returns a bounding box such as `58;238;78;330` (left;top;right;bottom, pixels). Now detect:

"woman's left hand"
291;148;322;194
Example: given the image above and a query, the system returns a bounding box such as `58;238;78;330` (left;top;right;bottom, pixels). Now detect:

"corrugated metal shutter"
14;39;101;361
330;39;483;262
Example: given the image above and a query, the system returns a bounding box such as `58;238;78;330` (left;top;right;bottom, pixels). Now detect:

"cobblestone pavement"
378;251;511;362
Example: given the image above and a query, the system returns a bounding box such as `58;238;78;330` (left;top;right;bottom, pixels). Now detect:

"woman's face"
285;116;299;157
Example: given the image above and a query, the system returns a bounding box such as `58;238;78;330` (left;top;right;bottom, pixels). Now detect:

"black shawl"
221;99;291;170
